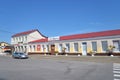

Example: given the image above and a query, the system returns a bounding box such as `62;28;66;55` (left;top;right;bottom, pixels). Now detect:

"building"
0;42;13;53
28;29;120;56
11;29;47;53
11;29;120;56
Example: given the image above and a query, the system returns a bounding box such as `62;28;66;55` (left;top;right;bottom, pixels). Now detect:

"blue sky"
0;0;120;43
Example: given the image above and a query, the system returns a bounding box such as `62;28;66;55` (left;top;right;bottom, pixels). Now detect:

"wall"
28;31;45;42
27;35;120;55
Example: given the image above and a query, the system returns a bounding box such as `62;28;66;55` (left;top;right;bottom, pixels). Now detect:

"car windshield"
14;52;25;55
18;53;25;55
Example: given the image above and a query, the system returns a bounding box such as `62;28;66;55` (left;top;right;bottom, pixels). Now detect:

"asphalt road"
30;55;120;63
0;55;117;80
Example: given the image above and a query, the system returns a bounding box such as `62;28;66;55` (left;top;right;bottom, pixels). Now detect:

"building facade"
28;29;120;55
0;42;12;53
11;29;47;53
11;29;120;55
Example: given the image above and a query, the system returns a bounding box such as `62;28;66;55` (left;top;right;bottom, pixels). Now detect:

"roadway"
0;55;119;80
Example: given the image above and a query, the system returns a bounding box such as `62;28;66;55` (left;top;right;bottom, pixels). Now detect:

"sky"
0;0;120;43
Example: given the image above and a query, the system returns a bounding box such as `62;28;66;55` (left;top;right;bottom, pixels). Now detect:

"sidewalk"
29;55;120;63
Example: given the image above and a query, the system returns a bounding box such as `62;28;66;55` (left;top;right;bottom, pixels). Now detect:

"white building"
28;29;120;56
11;29;47;53
11;29;120;56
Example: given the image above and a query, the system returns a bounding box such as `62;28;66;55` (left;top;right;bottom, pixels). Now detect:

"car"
12;52;28;59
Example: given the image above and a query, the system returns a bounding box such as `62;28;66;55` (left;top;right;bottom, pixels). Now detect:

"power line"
0;29;15;34
0;29;44;40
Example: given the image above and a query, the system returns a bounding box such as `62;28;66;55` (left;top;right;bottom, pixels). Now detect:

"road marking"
114;67;120;69
113;63;120;80
114;63;120;66
114;74;120;77
114;71;120;74
114;79;120;80
114;69;120;71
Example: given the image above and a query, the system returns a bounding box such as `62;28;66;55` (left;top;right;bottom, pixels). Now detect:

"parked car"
12;52;28;59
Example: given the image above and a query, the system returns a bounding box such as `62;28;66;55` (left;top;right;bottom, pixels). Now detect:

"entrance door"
81;42;87;56
113;41;120;52
51;45;55;55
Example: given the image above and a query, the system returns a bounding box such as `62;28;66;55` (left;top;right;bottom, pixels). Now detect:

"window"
15;47;18;52
15;37;18;42
21;37;23;41
24;36;27;41
59;44;62;52
29;45;32;52
101;41;108;52
46;45;49;52
92;42;97;51
14;37;17;42
65;43;70;52
42;45;45;52
113;40;120;52
74;43;78;52
19;37;21;41
33;45;36;51
24;46;27;52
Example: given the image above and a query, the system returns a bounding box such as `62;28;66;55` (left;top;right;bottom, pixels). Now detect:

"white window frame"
101;41;108;52
58;44;63;53
113;40;120;52
92;41;97;52
74;43;79;52
65;43;70;52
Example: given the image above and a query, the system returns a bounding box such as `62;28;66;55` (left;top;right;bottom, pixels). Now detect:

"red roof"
29;38;48;43
29;29;120;43
60;29;120;40
12;29;39;37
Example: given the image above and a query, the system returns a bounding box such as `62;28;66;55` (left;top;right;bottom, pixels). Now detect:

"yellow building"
28;29;120;56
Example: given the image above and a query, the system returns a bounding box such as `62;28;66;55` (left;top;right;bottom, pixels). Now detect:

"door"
113;41;120;52
51;45;55;55
81;42;87;56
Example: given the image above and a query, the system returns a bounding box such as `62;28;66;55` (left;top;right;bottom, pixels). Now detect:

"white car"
12;52;28;59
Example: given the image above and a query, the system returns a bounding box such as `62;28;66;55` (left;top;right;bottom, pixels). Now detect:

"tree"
107;45;115;56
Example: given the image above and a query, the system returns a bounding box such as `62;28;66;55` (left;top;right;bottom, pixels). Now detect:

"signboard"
18;42;23;44
37;45;41;51
48;36;60;41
